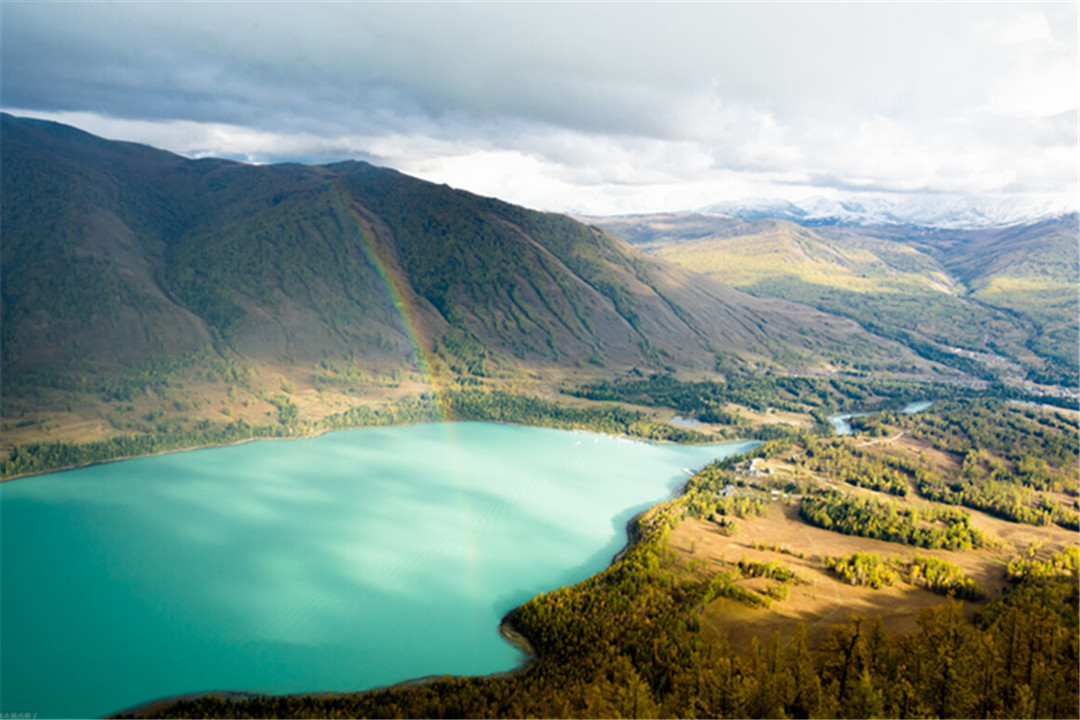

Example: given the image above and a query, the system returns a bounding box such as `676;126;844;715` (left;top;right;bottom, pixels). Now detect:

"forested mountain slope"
880;217;1079;377
2;114;936;422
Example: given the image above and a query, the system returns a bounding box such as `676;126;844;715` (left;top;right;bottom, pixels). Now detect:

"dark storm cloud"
4;2;675;137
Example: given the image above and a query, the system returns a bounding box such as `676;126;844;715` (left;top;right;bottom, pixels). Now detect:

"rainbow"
340;196;480;576
340;197;454;424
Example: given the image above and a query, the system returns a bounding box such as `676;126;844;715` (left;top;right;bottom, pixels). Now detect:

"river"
828;400;934;435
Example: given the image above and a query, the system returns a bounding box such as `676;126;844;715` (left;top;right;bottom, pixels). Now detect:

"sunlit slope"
1;114;938;414
913;217;1079;377
593;212;1078;385
652;217;951;293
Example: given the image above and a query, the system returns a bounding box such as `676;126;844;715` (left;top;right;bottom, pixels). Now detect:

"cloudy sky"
3;2;1077;215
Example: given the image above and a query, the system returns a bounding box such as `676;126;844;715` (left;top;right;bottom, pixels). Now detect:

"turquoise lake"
0;422;757;719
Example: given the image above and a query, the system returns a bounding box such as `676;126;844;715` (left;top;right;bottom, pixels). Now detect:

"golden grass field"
664;432;1078;652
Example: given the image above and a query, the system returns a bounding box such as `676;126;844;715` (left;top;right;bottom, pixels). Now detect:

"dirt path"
856;431;906;447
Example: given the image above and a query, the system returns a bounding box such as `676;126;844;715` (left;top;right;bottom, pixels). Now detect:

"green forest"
823;551;985;600
571;373;1078;423
0;390;710;479
848;399;1080;531
799;490;990;551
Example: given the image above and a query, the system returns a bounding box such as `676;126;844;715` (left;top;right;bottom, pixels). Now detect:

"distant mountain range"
698;195;1073;229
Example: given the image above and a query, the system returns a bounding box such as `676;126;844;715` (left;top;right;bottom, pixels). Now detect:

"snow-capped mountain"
699;195;1074;229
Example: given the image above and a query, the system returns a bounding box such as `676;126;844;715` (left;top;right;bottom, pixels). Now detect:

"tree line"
2;390;714;479
824;551;984;600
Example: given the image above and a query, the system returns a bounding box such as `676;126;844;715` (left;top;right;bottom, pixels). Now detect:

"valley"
4;3;1077;719
1;115;1077;720
585;212;1079;391
1;115;981;466
7;115;1075;474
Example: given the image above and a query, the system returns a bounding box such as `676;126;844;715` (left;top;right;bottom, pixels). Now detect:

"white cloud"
984;53;1077;119
976;10;1056;46
3;2;1076;214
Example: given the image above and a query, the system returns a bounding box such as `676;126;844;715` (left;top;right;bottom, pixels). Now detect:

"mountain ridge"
696;194;1073;229
2;114;946;449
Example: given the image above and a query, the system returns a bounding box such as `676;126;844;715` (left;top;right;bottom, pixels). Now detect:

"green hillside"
592;213;1078;389
2;114;944;454
889;218;1079;379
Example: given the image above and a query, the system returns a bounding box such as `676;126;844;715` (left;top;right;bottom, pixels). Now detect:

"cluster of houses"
724;457;799;502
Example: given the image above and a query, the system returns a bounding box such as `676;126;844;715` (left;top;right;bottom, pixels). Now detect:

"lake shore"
115;617;542;719
8;422;753;719
2;395;725;483
2;416;728;484
109;489;722;719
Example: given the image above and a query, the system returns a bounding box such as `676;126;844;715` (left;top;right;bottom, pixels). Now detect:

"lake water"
0;422;757;719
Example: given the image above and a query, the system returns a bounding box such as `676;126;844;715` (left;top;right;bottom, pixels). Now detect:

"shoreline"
115;618;542;718
1;425;346;484
1;418;738;484
113;542;633;720
21;422;754;719
108;453;730;719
